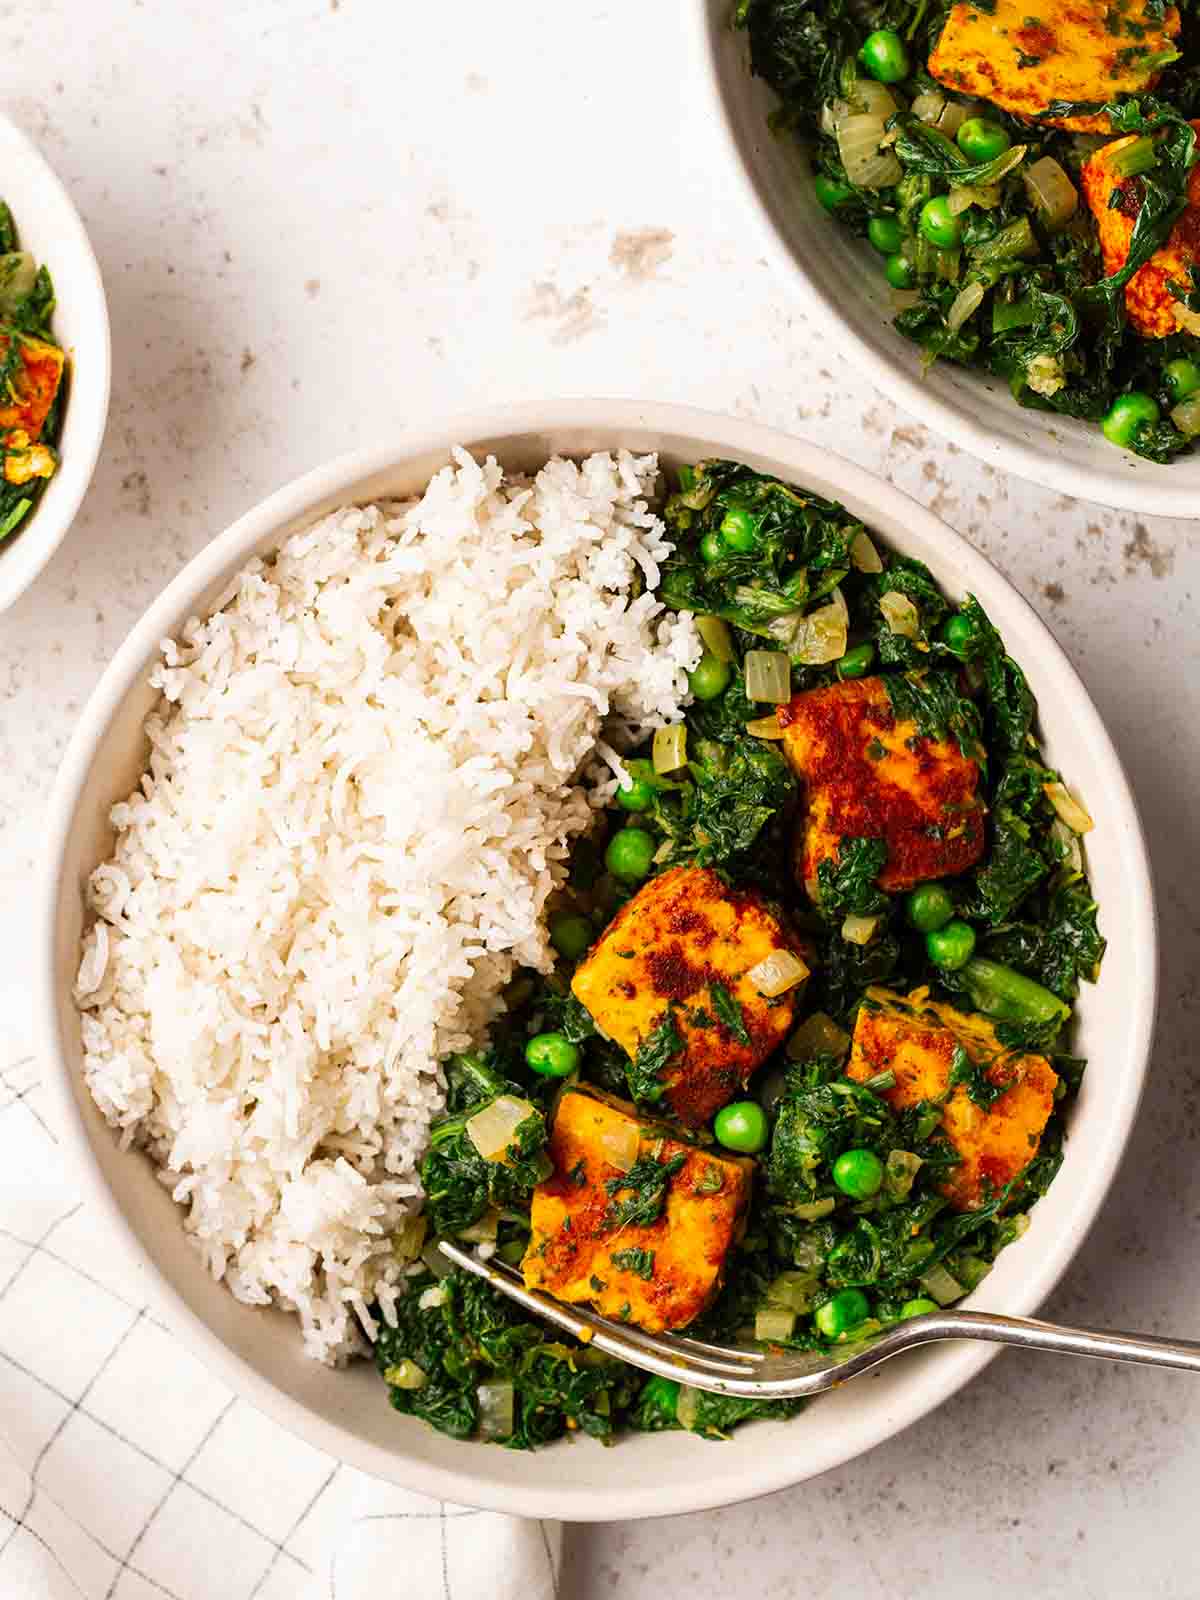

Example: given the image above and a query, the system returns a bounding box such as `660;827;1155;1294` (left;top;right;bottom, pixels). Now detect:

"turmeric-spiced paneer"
0;333;64;442
778;676;985;899
929;0;1181;133
1081;122;1200;338
846;987;1058;1211
571;865;807;1127
522;1087;752;1333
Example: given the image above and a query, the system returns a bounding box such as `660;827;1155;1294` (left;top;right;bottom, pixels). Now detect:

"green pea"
814;172;856;212
941;612;975;657
867;215;904;256
604;827;656;884
883;251;915;290
1102;391;1160;449
926;918;977;971
858;28;910;83
832;1147;885;1200
688;651;732;702
699;530;725;565
719;506;758;553
815;1288;871;1340
1164;357;1200;403
616;768;655;813
525;1031;580;1078
899;1297;940;1320
837;641;876;680
919;196;963;250
549;913;593;961
905;883;954;933
955;117;1011;164
713;1100;769;1154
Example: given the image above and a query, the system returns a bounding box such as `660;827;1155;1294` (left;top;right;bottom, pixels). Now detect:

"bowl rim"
0;112;112;612
36;398;1158;1519
693;3;1200;520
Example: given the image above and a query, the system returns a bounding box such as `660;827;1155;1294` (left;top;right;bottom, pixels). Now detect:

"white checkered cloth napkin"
0;1053;562;1600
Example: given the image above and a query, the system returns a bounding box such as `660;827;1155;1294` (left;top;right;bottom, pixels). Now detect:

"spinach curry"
736;0;1200;461
373;460;1104;1448
0;201;64;541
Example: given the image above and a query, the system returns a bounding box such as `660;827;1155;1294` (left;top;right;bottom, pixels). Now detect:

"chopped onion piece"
393;1213;428;1264
791;591;849;665
755;1307;797;1343
1023;156;1078;229
744;649;792;703
418;1283;448;1310
383;1359;428;1391
457;1206;499;1243
850;529;883;573
837;114;903;189
696;614;735;663
935;99;969;137
1049;818;1083;874
791;1196;837;1221
911;90;945;124
421;1242;453;1280
1044;781;1094;834
841;912;881;945
599;1118;640;1174
920;1263;966;1306
948;183;999;215
880;589;920;639
466;1095;534;1162
653;722;687;774
947;281;986;333
826;78;899;133
744;715;786;740
787;1011;850;1060
749;948;810;997
884;1149;923;1202
477;1380;515;1441
676;1385;701;1432
1172;393;1200;436
765;1271;820;1312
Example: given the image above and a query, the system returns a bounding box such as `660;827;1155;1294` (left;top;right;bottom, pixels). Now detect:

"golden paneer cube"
0;333;64;440
928;0;1181;133
778;676;985;899
522;1087;752;1333
571;864;806;1127
845;987;1058;1211
1081;122;1200;338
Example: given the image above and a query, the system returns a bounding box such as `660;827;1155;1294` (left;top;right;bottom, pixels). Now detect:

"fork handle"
927;1309;1200;1372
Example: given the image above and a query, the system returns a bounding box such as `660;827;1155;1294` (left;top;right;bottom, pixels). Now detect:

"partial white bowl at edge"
0;113;110;613
697;0;1200;519
38;400;1157;1521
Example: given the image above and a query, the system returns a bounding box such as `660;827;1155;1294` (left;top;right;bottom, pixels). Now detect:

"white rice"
74;448;700;1363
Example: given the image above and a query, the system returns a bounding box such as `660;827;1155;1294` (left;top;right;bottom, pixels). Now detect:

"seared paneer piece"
845;987;1058;1211
928;0;1181;133
778;676;985;898
571;864;806;1126
0;333;63;440
1081;122;1200;338
522;1087;752;1333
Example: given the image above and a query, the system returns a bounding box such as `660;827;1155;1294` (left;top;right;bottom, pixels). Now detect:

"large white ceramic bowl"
38;401;1156;1520
0;113;110;612
699;1;1200;518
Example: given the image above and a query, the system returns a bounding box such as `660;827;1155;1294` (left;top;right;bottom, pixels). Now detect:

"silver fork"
438;1241;1200;1398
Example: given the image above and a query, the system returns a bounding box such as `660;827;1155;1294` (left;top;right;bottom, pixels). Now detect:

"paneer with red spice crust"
1081;121;1200;339
777;675;986;899
522;1086;752;1333
845;987;1058;1211
570;864;808;1127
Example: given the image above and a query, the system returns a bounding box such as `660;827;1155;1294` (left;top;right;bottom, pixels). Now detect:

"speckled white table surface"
1;2;1198;1595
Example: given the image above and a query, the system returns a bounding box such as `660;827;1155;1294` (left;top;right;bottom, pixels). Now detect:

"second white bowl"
698;0;1200;518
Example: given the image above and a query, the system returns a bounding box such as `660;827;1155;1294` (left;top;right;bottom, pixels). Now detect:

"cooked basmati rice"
75;448;700;1363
